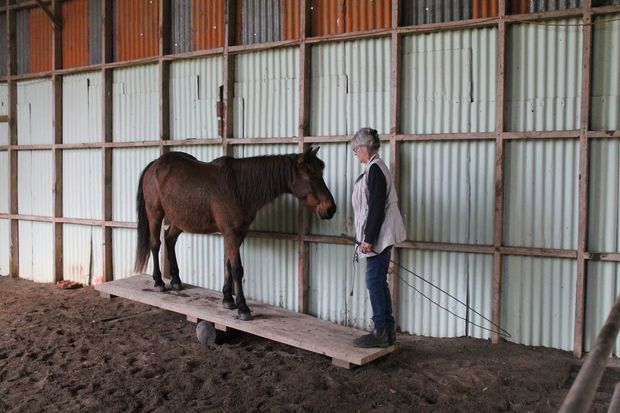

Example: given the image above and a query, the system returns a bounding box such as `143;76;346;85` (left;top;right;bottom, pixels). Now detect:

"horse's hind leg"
165;224;183;290
147;211;166;292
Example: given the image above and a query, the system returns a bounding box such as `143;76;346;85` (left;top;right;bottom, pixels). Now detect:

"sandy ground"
1;276;618;412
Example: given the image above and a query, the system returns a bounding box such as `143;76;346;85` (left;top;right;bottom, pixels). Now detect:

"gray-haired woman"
351;127;406;348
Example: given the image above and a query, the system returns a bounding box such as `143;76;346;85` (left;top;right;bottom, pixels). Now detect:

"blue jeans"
365;246;394;330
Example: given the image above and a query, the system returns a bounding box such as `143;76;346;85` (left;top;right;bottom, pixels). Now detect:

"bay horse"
133;147;336;320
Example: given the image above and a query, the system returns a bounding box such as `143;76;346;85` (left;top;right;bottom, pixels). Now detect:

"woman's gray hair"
351;127;381;153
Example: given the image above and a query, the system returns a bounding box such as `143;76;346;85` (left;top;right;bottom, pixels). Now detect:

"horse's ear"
310;146;320;157
302;146;320;159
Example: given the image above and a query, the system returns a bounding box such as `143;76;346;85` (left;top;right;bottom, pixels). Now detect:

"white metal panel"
309;243;373;330
0;219;9;276
112;147;160;222
398;250;468;338
310;38;390;136
309;142;390;237
174;233;224;290
506;18;583;132
401;27;497;134
466;253;493;340
234;48;299;138
0;151;8;213
17;150;53;216
18;220;54;282
591;14;620;131
63;224;102;285
63;72;103;144
585;261;620;355
63;149;102;219
113;65;160;142
233;144;300;233
400;141;495;244
0;124;7;146
589;139;620;253
169;144;223;163
241;237;298;311
505;139;579;249
113;227;152;280
502;256;575;351
17;79;53;145
170;56;223;140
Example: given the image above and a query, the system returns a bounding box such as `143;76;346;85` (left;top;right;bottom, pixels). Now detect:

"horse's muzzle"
319;203;337;220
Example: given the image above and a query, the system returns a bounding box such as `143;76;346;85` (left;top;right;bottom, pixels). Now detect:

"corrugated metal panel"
509;0;582;13
0;152;8;213
0;84;7;145
63;72;103;144
502;256;575;351
89;0;102;65
0;219;9;276
309;142;390;236
466;253;493;339
472;0;499;18
309;0;345;37
192;0;225;50
239;0;281;45
344;0;390;32
400;141;495;244
585;261;620;355
169;144;224;161
310;38;390;136
17;150;53;216
17;79;54;145
16;9;30;75
63;224;102;285
589;139;620;253
233;144;300;233
174;233;224;290
506;18;583;132
29;6;53;72
0;16;6;77
309;243;373;329
170;56;223;139
113;227;153;279
401;0;471;26
234;48;299;138
114;0;159;61
281;0;300;40
112;65;160;142
591;14;620;131
18;220;54;282
171;0;192;54
504;139;579;249
63;149;102;219
112;147;160;222
241;237;298;311
62;0;89;68
401;28;497;134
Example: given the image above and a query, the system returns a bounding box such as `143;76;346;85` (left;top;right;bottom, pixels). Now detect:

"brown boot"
353;326;389;348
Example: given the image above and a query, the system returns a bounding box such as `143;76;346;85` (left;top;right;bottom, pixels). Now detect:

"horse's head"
290;147;336;220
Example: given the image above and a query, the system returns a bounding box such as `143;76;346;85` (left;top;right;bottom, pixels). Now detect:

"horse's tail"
134;160;156;273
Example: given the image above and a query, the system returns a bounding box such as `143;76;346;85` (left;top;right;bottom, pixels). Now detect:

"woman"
351;127;406;348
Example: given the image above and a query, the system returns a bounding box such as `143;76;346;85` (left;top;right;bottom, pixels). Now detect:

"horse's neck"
233;156;293;210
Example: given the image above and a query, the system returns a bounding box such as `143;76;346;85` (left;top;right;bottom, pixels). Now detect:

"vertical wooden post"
102;0;113;282
7;0;18;278
159;0;171;277
52;0;63;283
222;0;236;157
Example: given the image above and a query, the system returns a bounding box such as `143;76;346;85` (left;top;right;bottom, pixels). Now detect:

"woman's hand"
360;242;373;254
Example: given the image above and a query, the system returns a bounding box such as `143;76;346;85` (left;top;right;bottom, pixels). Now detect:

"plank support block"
215;323;227;332
332;358;352;369
187;315;198;323
99;292;115;300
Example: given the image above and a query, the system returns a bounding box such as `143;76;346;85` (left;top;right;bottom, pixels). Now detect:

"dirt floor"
1;276;618;413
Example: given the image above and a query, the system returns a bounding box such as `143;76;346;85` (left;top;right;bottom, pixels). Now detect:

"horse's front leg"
164;224;183;290
224;237;252;320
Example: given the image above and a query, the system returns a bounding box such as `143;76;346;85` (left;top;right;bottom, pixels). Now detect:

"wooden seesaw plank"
95;274;397;368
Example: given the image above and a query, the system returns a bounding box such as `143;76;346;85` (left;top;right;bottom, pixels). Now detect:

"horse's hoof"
238;312;253;321
170;283;183;291
223;301;237;310
154;285;166;292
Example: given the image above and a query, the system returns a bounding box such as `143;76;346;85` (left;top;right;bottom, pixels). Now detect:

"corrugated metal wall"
510;0;582;14
310;38;390;136
17;79;54;145
63;72;103;144
238;0;281;45
18;221;54;282
401;28;497;134
113;227;153;279
309;0;345;37
506;18;583;132
17;151;53;216
192;0;225;50
472;0;499;18
0;220;8;276
589;139;620;253
281;0;300;40
89;0;103;65
345;0;390;32
400;141;496;245
0;16;6;77
170;56;223;139
401;1;471;26
16;9;30;75
172;0;192;54
234;48;299;138
504;139;579;250
502;256;575;351
591;14;620;131
0;84;7;145
63;224;102;285
114;0;159;61
0;151;8;213
113;65;160;142
585;262;620;354
62;0;89;69
29;6;53;73
63;149;102;219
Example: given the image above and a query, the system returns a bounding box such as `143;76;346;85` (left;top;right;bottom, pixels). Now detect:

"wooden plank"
95;274;397;367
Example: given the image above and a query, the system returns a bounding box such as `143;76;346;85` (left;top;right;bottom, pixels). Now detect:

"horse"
133;147;336;320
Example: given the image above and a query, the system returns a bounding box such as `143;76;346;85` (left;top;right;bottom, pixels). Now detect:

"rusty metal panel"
89;0;102;64
172;0;192;54
63;149;103;219
18;150;54;216
0;219;8;276
585;262;620;354
0;151;8;213
472;0;499;18
17;79;54;144
239;0;281;45
506;18;583;132
113;227;153;279
63;72;103;144
192;0;225;50
29;6;53;72
281;0;300;40
503;256;575;351
114;0;159;61
0;84;7;145
0;16;6;77
170;56;223;139
589;139;620;253
401;0;472;25
345;0;390;32
63;224;103;285
18;221;54;282
62;0;89;68
592;14;620;131
16;9;30;74
309;0;345;37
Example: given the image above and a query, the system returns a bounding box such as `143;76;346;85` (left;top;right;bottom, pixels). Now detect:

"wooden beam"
33;0;61;29
52;74;63;283
222;0;236;156
102;68;113;282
